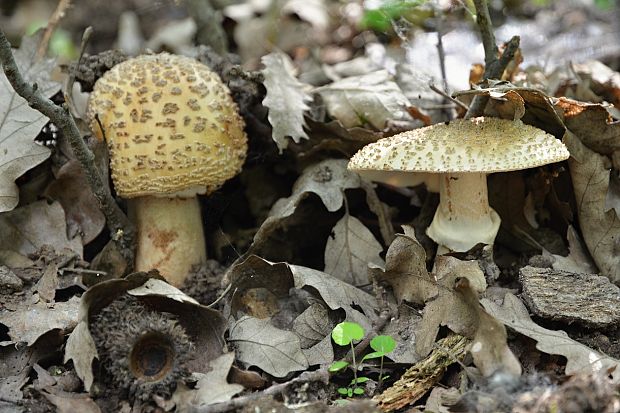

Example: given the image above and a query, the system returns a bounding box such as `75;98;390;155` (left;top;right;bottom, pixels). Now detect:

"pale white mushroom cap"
87;53;248;198
348;117;569;174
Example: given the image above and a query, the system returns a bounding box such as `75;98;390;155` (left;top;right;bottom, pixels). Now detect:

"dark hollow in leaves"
90;295;193;401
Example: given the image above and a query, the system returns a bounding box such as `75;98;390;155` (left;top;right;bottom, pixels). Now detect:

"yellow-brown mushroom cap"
87;53;248;198
348;117;569;174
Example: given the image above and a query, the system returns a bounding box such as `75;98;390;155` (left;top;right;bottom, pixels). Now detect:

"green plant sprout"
329;321;397;397
362;335;397;387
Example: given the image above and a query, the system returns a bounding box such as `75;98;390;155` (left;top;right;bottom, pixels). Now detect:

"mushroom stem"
426;172;500;252
130;197;206;286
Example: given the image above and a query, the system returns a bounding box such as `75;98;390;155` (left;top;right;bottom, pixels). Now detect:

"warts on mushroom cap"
87;53;248;199
348;117;569;174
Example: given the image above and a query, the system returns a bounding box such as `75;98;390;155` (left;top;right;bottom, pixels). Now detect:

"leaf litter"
2;1;620;411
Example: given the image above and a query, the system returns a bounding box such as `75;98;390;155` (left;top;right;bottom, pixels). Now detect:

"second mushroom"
348;117;569;253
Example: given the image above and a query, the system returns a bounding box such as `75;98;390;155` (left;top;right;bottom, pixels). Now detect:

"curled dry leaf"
482;293;620;381
64;273;226;391
324;214;384;286
0;296;80;346
250;159;361;252
564;131;620;282
316;70;416;129
44;160;106;245
226;255;380;368
0;33;60;212
0;200;82;257
228;315;309;378
171;352;243;412
261;51;311;153
372;225;434;305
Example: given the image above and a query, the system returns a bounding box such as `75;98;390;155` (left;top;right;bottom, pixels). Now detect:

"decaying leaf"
413;256;520;377
544;226;598;274
172;352;243;412
316;70;414;129
0;34;61;212
564;131;620;282
44;160;106;244
373;225;434;305
0;296;80;346
262;51;311;152
0;201;82;257
324;214;384;285
65;273;226;391
251;159;361;252
229;315;309;377
482;293;620;381
41;391;101;413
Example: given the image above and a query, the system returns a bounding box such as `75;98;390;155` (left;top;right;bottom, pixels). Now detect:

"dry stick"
429;83;469;111
184;0;228;55
464;0;520;118
195;369;330;413
0;29;136;265
37;0;72;58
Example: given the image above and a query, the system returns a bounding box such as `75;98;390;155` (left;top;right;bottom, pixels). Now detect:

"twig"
0;29;136;267
37;0;72;58
429;83;469;111
184;0;228;55
194;369;330;413
465;0;520;118
472;0;497;78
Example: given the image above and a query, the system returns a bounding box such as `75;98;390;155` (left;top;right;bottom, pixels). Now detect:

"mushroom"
348;117;569;252
87;53;248;286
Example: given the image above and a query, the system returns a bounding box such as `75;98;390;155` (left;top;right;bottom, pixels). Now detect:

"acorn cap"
87;53;248;198
348;117;569;174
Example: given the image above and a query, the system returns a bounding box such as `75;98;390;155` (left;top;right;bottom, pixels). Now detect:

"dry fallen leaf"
0;33;60;212
324;213;384;286
482;293;620;381
0;200;82;257
0;296;80;346
262;51;311;153
316;70;415;129
44;160;106;245
250;159;361;252
229;315;309;377
172;352;244;412
372;225;435;306
564;131;620;282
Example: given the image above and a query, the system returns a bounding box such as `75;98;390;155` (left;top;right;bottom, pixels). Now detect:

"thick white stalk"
426;172;500;252
130;197;206;286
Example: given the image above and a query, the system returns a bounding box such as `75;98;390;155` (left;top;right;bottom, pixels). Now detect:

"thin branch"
429;83;469;111
195;369;330;413
37;0;72;58
0;29;136;266
472;0;498;77
465;0;521;118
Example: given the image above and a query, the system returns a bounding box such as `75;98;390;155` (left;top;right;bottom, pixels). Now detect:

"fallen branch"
465;0;520;118
0;29;136;266
195;369;330;413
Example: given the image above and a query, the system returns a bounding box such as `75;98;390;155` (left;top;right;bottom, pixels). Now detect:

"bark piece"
520;266;620;328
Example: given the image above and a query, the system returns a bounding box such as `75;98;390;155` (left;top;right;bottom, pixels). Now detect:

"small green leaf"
329;360;350;373
352;376;370;384
362;351;384;362
338;387;349;396
353;387;365;395
370;335;396;354
332;322;364;346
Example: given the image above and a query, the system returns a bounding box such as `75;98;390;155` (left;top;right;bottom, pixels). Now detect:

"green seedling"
362;335;397;387
329;322;397;398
